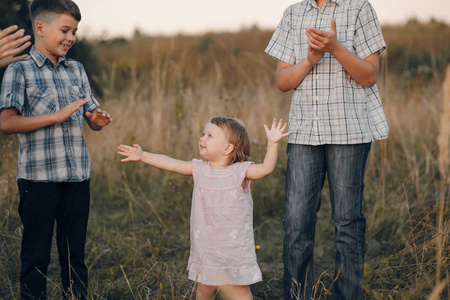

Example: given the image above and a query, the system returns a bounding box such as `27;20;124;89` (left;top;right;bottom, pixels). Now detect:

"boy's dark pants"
18;179;90;300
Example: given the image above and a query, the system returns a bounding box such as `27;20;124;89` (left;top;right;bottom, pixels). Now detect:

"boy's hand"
85;108;112;127
0;25;32;68
263;118;291;144
52;99;88;123
117;144;143;162
305;17;339;54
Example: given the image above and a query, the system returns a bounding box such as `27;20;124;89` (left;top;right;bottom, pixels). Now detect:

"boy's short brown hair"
30;0;81;26
210;116;251;164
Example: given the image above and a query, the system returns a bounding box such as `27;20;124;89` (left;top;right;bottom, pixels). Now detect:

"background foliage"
0;1;449;298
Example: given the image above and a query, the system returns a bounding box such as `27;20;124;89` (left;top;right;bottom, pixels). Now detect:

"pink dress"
187;159;262;285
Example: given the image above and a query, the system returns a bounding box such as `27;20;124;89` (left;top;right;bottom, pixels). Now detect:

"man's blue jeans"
283;143;371;300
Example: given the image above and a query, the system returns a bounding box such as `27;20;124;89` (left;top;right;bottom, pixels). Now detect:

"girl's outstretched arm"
246;119;290;180
117;144;193;176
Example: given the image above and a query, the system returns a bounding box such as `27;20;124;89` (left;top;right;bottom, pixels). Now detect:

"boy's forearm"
0;99;90;135
0;108;56;134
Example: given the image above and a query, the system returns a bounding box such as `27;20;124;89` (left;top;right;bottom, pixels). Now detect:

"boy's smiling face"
35;13;79;66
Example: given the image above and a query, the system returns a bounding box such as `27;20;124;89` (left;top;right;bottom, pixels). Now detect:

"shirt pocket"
67;85;86;120
337;27;354;53
25;85;58;116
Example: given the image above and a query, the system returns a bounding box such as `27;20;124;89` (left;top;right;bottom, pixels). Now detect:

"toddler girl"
117;117;289;300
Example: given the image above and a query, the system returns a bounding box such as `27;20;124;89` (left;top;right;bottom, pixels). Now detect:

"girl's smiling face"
199;122;232;166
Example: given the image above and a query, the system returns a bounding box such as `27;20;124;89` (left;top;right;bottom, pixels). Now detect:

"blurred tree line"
382;18;450;81
0;0;102;95
2;0;448;96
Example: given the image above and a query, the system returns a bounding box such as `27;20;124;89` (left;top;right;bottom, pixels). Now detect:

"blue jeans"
283;143;371;300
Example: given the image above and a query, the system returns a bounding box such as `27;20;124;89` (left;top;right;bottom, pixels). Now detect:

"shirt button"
314;96;319;100
65;129;68;133
314;116;319;121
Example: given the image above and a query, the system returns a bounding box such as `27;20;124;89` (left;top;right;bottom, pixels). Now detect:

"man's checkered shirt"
265;0;388;145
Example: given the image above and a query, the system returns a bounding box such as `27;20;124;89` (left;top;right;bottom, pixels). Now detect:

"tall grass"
1;22;449;299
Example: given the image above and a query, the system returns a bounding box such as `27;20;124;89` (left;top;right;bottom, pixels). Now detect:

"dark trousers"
17;179;90;300
283;143;371;300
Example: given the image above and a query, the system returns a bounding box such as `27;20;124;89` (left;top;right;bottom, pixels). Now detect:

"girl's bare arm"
117;144;193;176
246;119;290;180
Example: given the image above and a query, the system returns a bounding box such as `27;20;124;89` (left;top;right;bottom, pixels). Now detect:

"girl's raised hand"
117;144;143;162
263;118;291;144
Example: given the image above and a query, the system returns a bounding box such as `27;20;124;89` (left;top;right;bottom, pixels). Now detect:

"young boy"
0;0;112;299
265;0;387;299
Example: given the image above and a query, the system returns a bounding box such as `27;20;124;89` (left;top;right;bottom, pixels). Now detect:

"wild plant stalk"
436;65;450;287
379;52;389;217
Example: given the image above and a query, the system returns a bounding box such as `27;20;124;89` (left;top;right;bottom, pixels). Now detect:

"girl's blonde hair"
210;116;251;164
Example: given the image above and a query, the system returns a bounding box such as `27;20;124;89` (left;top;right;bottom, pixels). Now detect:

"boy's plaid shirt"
0;46;99;182
265;0;388;145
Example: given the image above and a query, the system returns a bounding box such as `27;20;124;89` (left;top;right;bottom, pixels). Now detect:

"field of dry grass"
0;21;449;299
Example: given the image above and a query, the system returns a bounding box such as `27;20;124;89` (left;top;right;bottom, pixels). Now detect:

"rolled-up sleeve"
265;6;296;65
354;1;386;59
0;63;26;113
